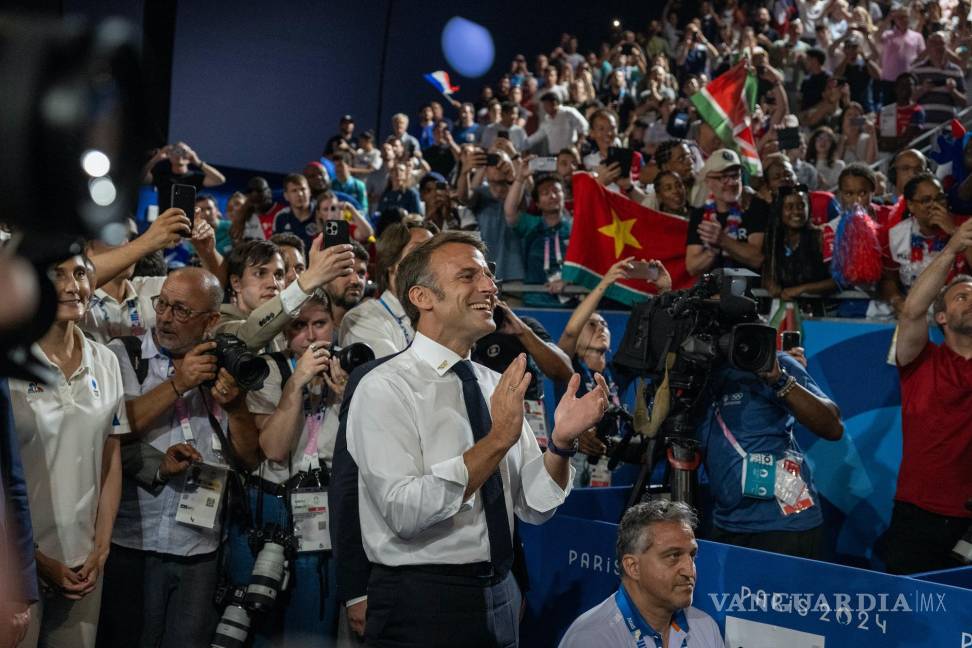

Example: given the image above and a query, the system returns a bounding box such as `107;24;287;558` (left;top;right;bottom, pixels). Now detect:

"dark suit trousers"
365;565;520;648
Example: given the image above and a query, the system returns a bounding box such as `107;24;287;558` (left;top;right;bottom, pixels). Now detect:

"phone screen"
606;147;634;178
781;331;802;351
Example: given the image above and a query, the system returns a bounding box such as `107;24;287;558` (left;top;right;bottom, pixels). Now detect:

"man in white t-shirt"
525;92;589;155
560;501;724;648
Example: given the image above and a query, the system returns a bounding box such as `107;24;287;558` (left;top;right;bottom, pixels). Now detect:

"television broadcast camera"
612;269;777;509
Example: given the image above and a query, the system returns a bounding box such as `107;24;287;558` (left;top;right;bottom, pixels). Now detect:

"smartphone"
629;260;659;281
323;220;350;248
781;330;802;351
621;42;635;55
777;127;801;151
529;156;558;173
850;116;866;127
606;147;635;178
497;130;510;140
170;183;196;236
485;153;501;167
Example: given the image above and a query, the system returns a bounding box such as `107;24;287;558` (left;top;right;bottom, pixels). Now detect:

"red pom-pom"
834;208;882;285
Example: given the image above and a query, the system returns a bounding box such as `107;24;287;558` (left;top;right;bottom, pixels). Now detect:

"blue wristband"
547;435;579;457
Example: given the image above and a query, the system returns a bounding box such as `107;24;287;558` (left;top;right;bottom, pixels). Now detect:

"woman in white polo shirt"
11;251;128;648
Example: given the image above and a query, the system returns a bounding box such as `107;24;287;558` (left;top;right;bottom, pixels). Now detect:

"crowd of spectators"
3;1;972;647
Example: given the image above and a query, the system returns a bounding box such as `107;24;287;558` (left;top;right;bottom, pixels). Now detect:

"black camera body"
328;342;375;373
209;333;270;392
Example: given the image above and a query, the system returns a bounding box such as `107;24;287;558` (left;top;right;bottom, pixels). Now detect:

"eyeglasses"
151;296;212;323
912;194;949;207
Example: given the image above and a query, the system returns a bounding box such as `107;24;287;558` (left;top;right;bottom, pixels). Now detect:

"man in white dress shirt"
342;231;609;647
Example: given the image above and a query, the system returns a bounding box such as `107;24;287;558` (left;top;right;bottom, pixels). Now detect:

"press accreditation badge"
291;489;331;552
175;462;227;529
589;457;612;488
741;453;776;499
524;399;548;448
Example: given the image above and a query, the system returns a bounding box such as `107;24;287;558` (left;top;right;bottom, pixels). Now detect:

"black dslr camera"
208;333;270;392
328;342;375;373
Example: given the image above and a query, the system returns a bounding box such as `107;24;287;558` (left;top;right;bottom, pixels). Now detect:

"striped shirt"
910;58;966;126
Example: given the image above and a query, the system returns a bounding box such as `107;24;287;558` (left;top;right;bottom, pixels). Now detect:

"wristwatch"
547;435;579;458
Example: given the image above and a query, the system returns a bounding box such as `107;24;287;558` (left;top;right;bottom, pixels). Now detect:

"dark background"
8;0;663;173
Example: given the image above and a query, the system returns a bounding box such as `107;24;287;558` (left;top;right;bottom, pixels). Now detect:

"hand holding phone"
628;260;660;281
170;184;196;238
781;330;802;351
323;220;351;248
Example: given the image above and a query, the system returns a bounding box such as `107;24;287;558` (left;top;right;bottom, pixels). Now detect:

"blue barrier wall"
520;514;972;647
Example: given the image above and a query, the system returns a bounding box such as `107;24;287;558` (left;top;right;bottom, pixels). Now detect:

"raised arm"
89;208;192;288
897;219;972;365
558;257;633;356
504;156;534;226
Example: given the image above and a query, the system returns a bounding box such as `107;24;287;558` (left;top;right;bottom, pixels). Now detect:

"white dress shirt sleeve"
346;373;471;541
279;279;312;316
511;420;573;525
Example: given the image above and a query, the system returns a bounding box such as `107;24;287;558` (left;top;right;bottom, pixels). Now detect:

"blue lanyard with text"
378;296;411;345
614;585;687;648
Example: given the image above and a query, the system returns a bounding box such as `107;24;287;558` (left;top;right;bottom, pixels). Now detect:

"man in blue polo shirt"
505;160;571;307
698;349;843;559
560;501;724;648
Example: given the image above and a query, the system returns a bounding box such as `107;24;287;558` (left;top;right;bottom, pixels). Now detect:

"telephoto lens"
210;602;251;648
211;333;270;391
244;541;289;613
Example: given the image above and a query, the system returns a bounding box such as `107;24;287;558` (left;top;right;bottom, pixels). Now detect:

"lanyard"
295;356;325;472
614;586;685;648
167;355;221;453
378;296;412;345
715;406;795;460
542;230;562;273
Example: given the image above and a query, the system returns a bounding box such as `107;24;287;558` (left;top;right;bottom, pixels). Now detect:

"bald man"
97;267;261;648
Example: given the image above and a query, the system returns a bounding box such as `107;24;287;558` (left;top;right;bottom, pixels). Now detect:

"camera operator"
96;268;261;648
11;251;128;648
221;293;348;643
696;324;843;559
216;236;355;352
884;219;972;574
339;221;435;357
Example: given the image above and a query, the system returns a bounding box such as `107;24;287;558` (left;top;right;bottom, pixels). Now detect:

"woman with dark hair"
11;250;128;647
806;126;845;188
653;170;688;216
879;172;972;314
762;185;837;303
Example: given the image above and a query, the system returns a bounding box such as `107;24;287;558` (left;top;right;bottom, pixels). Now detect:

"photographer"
695;322;843;559
222;293;348;643
97;268;261;648
216;237;355;352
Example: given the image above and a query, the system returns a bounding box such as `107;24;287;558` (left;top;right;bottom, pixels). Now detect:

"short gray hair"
616;500;699;559
396;231;488;326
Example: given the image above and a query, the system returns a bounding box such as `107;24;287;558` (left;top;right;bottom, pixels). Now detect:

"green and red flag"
691;60;762;176
562;173;692;306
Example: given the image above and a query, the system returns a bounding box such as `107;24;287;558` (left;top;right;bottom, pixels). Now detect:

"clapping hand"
489;354;532;450
551;373;610;447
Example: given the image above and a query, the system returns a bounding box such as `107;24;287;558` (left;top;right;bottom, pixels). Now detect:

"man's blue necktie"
451;359;514;577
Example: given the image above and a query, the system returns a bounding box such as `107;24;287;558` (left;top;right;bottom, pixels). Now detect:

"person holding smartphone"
140;142;225;211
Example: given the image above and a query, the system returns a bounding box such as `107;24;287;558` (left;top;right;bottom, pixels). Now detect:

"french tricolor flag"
424;70;460;95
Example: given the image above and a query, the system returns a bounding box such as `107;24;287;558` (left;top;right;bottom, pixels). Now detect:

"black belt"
375;562;507;585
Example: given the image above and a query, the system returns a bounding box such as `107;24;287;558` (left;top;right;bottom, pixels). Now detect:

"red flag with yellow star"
562;173;692;305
